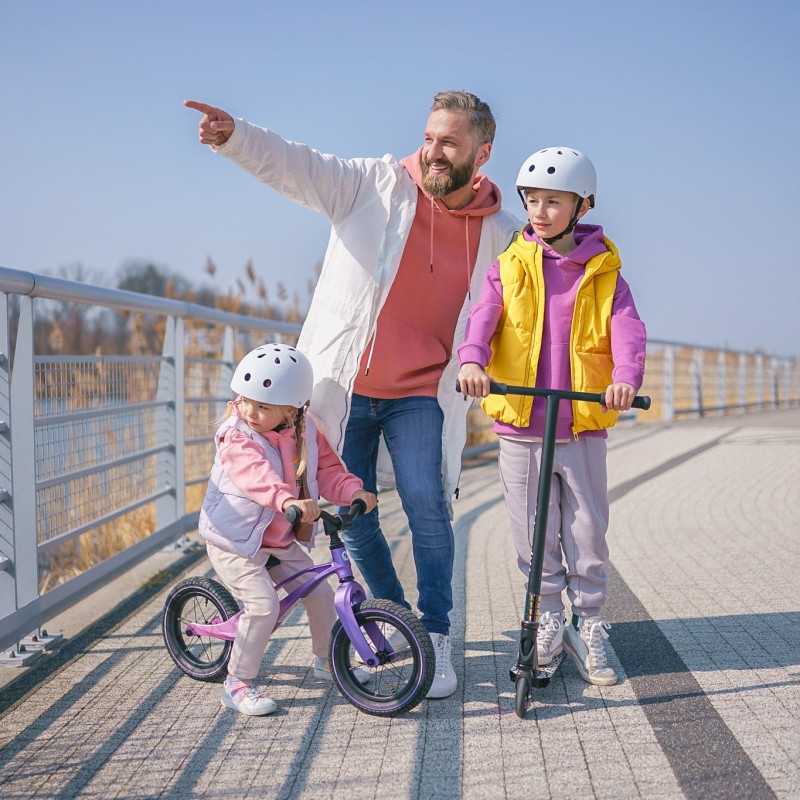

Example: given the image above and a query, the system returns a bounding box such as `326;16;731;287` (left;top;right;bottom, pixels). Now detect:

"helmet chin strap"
542;196;584;245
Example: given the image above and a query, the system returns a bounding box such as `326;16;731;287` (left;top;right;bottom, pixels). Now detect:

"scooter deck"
510;651;566;688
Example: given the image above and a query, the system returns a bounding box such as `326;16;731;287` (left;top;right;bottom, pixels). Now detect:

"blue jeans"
340;394;454;635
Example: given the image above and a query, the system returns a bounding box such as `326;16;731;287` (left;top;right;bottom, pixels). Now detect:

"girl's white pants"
206;541;338;680
498;436;610;619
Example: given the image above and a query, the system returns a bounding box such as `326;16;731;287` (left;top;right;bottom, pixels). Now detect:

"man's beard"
422;148;479;199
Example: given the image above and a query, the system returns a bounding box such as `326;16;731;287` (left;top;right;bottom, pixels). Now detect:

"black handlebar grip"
597;393;652;410
285;505;301;525
351;498;367;515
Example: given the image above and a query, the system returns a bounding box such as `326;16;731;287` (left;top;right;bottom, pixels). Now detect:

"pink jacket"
199;411;363;556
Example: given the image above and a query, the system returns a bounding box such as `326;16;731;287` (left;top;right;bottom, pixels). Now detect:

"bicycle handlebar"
457;379;651;411
284;498;367;529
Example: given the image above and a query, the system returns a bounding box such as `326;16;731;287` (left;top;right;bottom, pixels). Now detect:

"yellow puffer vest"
482;231;621;436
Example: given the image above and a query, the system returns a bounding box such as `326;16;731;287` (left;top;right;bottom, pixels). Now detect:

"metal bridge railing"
0;266;301;659
1;266;798;659
461;343;799;456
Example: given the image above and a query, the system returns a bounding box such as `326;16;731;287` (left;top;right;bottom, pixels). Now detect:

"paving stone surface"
1;408;798;799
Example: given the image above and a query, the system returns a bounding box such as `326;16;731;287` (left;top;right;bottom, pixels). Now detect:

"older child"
199;343;376;715
457;148;646;685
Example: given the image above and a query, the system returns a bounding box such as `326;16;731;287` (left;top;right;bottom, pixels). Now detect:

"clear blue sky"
2;1;799;356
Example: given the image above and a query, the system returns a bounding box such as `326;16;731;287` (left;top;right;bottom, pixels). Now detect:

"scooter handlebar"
456;379;651;411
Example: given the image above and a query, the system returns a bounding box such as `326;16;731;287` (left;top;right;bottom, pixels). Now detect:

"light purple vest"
198;414;320;557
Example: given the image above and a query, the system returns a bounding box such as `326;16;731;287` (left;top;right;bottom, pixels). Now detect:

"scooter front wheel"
329;599;435;717
515;674;530;718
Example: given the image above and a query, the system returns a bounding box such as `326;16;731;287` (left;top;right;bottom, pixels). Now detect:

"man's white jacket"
217;119;520;512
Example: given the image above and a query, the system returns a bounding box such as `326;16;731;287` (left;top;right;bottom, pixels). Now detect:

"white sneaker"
314;656;370;685
537;611;564;666
563;616;618;686
426;632;457;699
220;678;277;716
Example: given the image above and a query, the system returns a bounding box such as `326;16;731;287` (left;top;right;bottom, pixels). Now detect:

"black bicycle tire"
329;599;435;717
162;576;239;682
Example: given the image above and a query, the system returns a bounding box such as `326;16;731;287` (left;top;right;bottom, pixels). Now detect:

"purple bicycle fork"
185;546;390;667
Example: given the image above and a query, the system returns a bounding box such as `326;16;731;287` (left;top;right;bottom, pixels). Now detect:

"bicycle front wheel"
162;577;239;682
329;599;435;717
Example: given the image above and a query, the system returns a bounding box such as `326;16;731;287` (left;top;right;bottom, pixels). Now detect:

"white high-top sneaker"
426;632;457;698
537;611;564;666
563;616;618;686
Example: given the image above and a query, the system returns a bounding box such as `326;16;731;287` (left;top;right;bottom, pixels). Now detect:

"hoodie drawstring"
429;197;435;273
430;198;473;301
465;214;471;301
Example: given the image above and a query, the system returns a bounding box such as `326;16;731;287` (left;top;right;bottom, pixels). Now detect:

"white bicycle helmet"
515;147;597;207
230;343;313;407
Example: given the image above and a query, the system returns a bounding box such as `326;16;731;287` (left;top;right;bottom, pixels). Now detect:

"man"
186;92;520;698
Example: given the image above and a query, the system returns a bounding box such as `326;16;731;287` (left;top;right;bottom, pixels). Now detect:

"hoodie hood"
524;222;608;266
401;147;502;217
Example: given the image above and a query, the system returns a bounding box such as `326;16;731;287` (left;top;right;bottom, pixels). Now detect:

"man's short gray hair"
431;90;496;145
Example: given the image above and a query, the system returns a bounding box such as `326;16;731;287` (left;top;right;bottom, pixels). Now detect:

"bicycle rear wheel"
329;599;435;716
162;577;239;681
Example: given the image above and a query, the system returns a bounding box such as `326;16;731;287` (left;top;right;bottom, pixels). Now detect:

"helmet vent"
274;357;281;364
262;379;272;388
290;356;297;363
243;372;251;382
547;166;556;174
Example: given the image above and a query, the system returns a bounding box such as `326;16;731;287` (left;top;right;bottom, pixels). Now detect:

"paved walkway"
1;409;799;799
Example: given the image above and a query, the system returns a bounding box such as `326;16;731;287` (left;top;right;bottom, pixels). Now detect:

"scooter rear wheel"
515;674;530;718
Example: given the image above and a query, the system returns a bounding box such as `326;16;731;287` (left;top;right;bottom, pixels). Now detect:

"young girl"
457;148;646;686
198;342;377;715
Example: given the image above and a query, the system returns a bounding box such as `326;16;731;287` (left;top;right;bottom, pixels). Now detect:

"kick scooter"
467;381;650;718
162;500;436;717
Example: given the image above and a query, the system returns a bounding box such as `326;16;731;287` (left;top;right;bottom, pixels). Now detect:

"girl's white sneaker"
220;678;277;716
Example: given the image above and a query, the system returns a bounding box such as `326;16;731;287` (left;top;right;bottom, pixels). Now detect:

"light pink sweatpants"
206;541;338;680
498;436;610;619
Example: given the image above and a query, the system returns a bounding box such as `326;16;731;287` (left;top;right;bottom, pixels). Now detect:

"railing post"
662;345;674;420
738;354;746;411
693;349;704;417
794;358;800;405
219;325;235;416
781;359;790;409
755;354;764;410
6;296;39;614
0;294;16;617
156;316;185;531
770;358;779;409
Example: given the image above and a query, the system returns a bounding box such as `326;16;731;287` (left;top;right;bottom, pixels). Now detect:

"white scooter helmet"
230;343;313;408
515;147;597;207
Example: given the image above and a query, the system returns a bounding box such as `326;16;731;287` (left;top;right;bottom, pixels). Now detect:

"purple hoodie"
458;223;646;439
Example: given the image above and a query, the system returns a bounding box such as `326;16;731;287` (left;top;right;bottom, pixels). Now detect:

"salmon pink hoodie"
353;147;503;399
